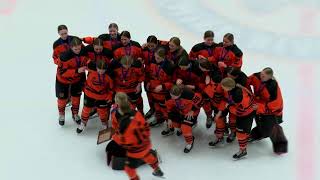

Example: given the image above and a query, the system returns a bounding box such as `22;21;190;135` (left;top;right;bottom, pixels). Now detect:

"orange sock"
214;116;225;139
81;106;91;124
57;99;67;115
237;131;249;151
71;96;80;115
181;124;193;144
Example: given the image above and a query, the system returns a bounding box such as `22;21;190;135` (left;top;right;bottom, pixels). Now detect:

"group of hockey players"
52;22;284;180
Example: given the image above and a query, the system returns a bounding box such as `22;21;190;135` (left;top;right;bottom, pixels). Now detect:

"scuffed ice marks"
151;0;320;60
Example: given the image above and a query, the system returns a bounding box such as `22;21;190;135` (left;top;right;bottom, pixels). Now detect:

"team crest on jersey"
150;0;319;60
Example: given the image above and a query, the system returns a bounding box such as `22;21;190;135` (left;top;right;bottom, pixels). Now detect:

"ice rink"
1;0;319;180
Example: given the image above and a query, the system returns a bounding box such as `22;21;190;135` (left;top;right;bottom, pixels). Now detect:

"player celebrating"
209;78;255;159
173;56;203;92
146;48;175;127
111;92;164;180
85;38;113;65
163;86;203;153
113;31;142;60
52;25;76;65
82;23;121;51
110;56;145;114
197;59;223;128
142;35;169;119
76;59;114;133
189;30;222;63
167;37;188;65
214;33;243;75
248;67;283;142
56;37;88;126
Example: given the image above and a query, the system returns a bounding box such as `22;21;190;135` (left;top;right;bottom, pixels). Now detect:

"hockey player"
247;67;283;141
167;37;188;65
163;86;203;153
198;59;223;128
52;25;76;107
110;56;144;114
189;30;222;63
82;23;121;51
76;59;113;133
56;37;88;126
113;31;142;61
111;92;164;180
145;47;175;127
173;56;203;92
85;38;113;65
52;25;76;65
213;33;243;75
209;78;255;159
142;35;169;119
225;67;250;142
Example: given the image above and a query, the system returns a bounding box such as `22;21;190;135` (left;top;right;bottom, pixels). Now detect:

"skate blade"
161;132;174;137
233;156;247;161
152;176;166;179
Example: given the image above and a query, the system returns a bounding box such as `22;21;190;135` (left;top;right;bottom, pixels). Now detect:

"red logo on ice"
0;0;16;15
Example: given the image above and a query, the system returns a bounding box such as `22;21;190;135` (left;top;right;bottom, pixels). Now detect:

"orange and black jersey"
173;61;204;91
147;60;175;93
141;41;169;75
141;48;156;82
189;42;223;62
82;33;121;51
109;60;144;93
167;47;189;65
142;47;155;68
248;73;283;115
208;63;223;83
224;87;255;117
166;90;203;118
111;109;151;158
56;48;88;84
199;63;223;93
84;61;113;101
214;44;243;69
203;81;225;110
113;41;142;60
85;44;113;65
232;70;249;88
52;35;76;65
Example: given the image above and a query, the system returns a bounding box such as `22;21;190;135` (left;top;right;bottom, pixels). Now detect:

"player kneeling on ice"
209;78;256;159
77;59;113;133
111;92;164;180
247;68;287;154
163;85;203;153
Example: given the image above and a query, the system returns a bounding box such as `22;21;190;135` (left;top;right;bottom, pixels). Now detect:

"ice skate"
206;117;213;129
226;132;236;143
72;114;81;125
161;127;174;136
76;122;86;134
145;108;155;119
184;136;195;153
233;149;247;160
208;138;224;147
58;114;65;126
